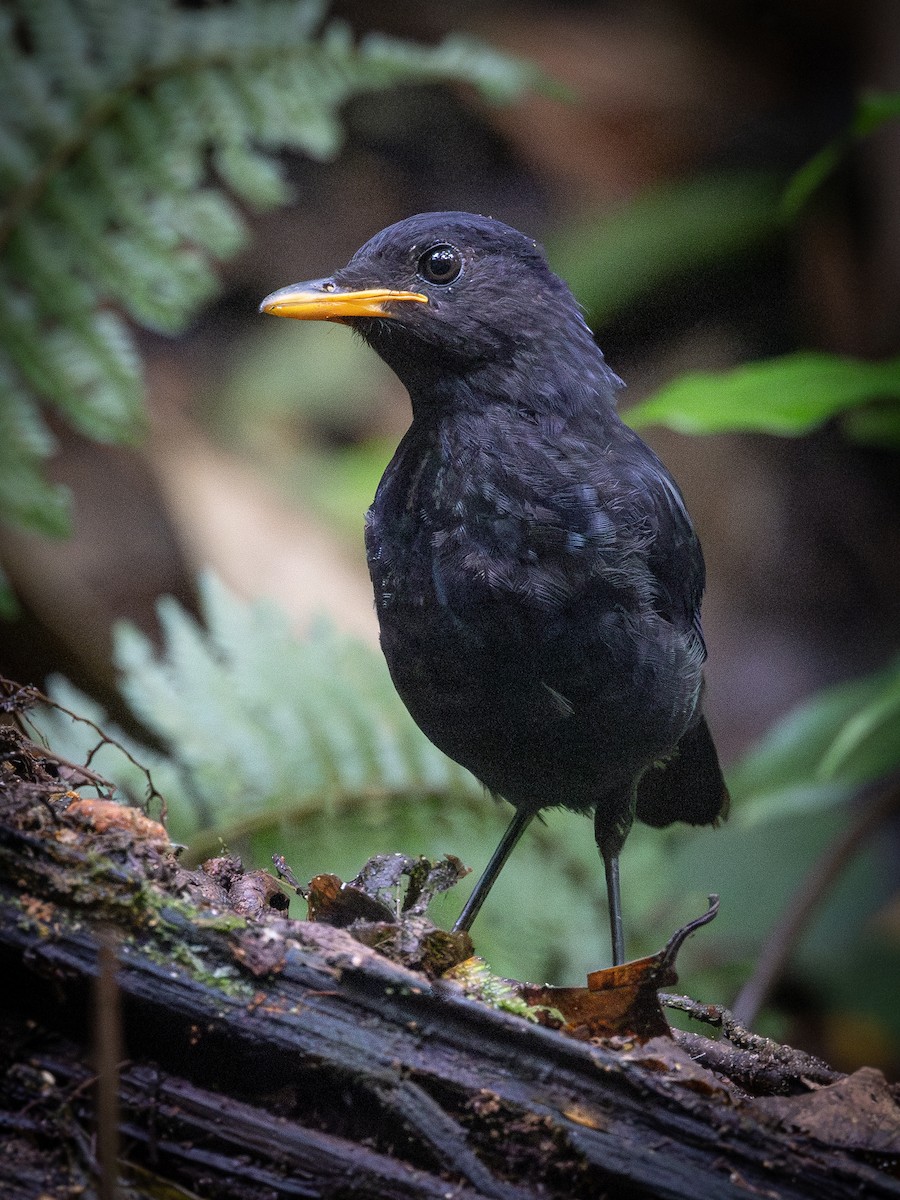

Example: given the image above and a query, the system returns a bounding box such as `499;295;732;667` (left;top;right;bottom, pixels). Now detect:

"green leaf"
854;89;900;135
784;90;900;217
817;660;900;783
727;656;900;828
782;141;846;220
214;144;289;208
358;33;543;104
625;352;900;436
840;401;900;448
0;363;71;535
546;170;784;324
43;316;144;443
110;573;482;834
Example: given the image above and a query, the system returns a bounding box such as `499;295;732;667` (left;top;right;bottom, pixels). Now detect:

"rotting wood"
1;732;899;1199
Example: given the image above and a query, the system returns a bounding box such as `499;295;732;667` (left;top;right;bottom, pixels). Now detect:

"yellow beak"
259;281;428;322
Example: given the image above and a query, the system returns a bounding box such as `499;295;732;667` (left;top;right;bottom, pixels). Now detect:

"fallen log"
1;725;898;1200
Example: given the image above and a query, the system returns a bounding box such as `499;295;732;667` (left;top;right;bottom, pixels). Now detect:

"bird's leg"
594;803;634;966
602;851;625;966
452;806;535;933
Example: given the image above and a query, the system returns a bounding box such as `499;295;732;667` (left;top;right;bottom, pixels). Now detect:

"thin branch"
662;992;835;1076
672;1029;841;1093
0;675;165;821
30;744;114;791
732;778;900;1027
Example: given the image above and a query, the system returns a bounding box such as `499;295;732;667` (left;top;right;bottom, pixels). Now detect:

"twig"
672;1030;841;1094
731;778;900;1028
30;744;114;791
272;853;309;898
662;993;836;1080
0;675;166;824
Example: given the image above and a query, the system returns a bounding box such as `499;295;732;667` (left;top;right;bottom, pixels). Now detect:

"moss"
445;956;563;1023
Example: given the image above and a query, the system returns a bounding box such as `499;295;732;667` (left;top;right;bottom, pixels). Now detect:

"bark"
1;752;899;1199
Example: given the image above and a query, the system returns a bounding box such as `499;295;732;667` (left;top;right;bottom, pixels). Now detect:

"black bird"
261;212;728;965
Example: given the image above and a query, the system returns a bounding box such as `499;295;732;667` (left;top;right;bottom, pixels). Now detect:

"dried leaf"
307;853;470;926
758;1067;900;1152
306;873;396;926
305;855;474;974
520;897;719;1041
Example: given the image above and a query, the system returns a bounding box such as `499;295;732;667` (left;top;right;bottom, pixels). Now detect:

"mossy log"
1;732;899;1200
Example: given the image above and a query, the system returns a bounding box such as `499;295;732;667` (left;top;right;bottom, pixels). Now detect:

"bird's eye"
417;244;462;286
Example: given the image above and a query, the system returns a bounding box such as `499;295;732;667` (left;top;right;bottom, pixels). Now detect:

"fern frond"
0;361;69;535
214;143;289;208
120;575;483;819
30;573;484;843
0;0;537;539
44;314;143;441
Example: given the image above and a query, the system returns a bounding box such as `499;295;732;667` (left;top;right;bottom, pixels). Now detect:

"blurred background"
1;0;899;1074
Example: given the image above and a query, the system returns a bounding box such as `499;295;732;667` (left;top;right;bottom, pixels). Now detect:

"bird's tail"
635;715;729;829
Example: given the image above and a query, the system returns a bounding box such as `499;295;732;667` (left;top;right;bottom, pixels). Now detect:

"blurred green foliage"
0;0;538;608
33;574;481;843
213;320;398;540
28;579;900;1013
625;353;900;445
730;655;900;828
783;90;900;217
545;170;784;325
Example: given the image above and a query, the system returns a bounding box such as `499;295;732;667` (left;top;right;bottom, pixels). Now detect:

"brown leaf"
306;874;396;926
758;1067;900;1153
520;896;719;1041
521;970;671;1040
306;854;471;928
304;861;473;975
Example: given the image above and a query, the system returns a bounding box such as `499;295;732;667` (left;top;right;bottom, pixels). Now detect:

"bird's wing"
498;418;707;646
637;448;707;652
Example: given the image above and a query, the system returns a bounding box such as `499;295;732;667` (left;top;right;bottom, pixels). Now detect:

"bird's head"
260;212;621;413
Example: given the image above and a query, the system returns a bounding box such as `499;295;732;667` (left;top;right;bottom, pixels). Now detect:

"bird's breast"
366;418;647;632
363;417;703;810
